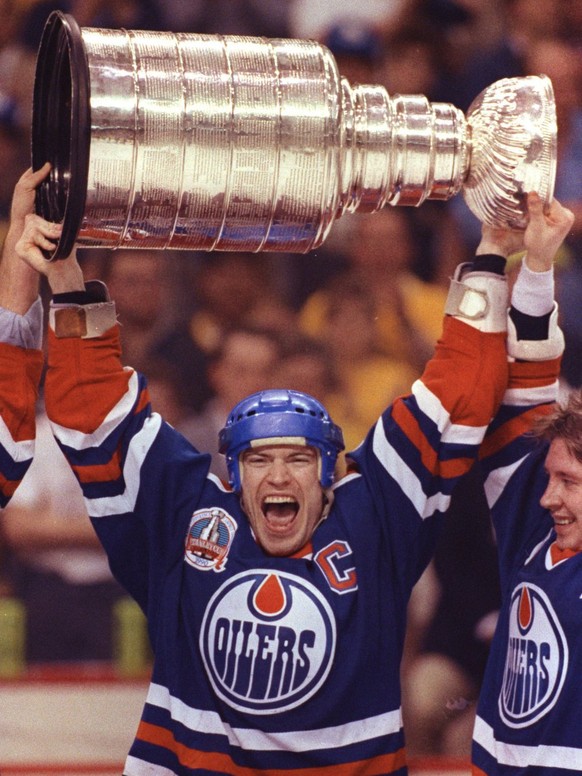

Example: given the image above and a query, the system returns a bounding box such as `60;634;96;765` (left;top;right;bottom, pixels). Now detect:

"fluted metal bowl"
464;75;557;230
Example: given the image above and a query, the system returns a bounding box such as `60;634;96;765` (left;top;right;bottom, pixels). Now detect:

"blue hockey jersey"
39;315;507;775
474;356;582;775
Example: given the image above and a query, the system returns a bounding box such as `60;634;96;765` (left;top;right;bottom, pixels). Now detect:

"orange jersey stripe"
508;357;561;389
72;446;123;484
471;766;488;776
136;720;407;775
0;471;23;499
392;399;473;480
480;403;554;461
136;387;150;414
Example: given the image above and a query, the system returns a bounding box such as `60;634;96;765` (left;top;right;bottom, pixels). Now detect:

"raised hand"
9;164;51;227
0;164;54;313
15;213;64;275
523;193;575;272
475;193;575;270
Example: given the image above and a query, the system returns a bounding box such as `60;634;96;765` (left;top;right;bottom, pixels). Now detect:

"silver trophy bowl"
32;12;557;258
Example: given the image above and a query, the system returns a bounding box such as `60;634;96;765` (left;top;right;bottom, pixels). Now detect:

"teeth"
264;496;295;504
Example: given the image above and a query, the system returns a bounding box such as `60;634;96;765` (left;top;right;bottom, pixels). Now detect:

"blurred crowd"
0;0;580;761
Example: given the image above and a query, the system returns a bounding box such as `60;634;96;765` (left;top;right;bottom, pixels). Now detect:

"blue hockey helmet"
218;389;344;492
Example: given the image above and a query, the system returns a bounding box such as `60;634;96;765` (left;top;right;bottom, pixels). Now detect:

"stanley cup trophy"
32;11;557;259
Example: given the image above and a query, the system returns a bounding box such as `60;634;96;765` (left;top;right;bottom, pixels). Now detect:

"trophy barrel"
33;13;349;257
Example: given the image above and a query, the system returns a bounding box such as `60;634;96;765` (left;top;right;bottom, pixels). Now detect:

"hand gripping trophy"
32;12;557;259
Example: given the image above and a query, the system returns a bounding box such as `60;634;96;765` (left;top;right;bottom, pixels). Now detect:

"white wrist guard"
50;302;117;338
445;263;508;332
507;304;564;361
49;280;117;339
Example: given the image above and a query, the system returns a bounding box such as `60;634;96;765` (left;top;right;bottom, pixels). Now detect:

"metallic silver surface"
464;75;557;229
34;17;557;254
79;30;350;252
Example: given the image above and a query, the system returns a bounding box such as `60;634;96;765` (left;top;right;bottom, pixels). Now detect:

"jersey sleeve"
347;315;508;586
44;324;211;611
0;342;43;508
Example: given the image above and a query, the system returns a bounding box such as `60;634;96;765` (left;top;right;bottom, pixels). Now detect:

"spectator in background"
560;0;582;51
101;249;211;413
0;0;39;226
288;0;412;43
187;252;294;356
142;357;201;430
178;326;283;481
65;0;161;29
381;0;505;110
299;207;448;373
148;0;291;36
0;0;37;133
0;505;14;597
436;0;562;112
277;334;337;405
0;120;29;231
377;27;471;282
322;19;384;85
310;274;418;456
524;38;582;255
379;26;440;98
17;0;161;37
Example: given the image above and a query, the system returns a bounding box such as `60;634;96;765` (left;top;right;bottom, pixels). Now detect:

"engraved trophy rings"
32;11;557;258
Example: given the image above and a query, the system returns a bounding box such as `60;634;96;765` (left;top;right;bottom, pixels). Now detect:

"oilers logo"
499;582;568;728
200;570;336;714
184;508;237;572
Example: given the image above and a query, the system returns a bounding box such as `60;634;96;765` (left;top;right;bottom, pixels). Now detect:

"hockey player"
470;194;581;775
7;161;573;775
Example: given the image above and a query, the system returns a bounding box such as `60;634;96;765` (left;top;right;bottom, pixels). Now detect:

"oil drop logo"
200;570;336;714
499;582;568;728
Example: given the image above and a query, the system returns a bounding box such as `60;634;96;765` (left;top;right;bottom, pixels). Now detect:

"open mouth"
262;496;299;532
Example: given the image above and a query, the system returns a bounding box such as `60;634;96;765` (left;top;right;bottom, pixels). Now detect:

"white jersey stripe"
146;682;402;752
474;715;582;768
85;413;162;518
503;382;559;407
484;456;528;509
413;380;488;445
372;418;452;520
124;755;177;776
0;414;34;462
